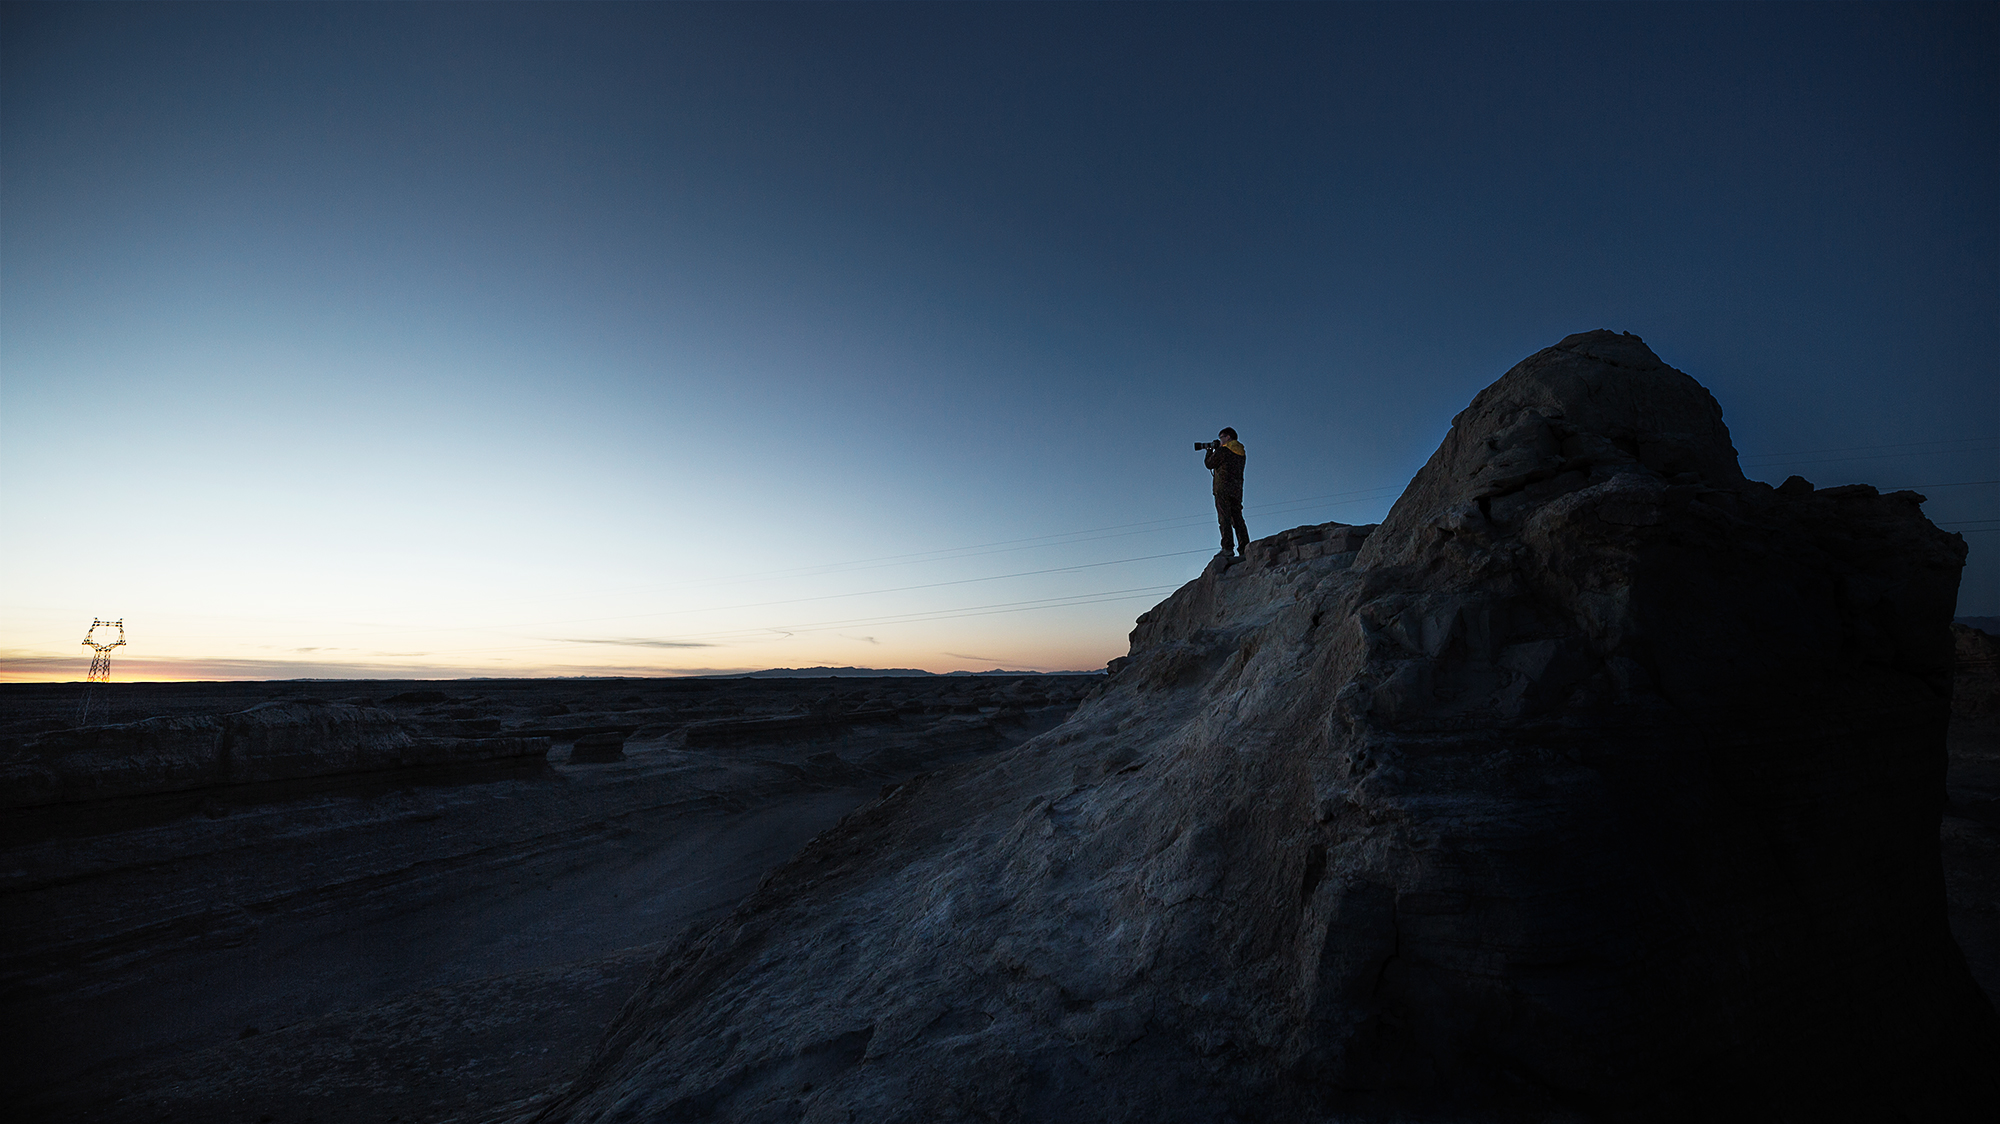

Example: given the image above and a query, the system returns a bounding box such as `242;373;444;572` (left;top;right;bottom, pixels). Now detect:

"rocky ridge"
540;332;1996;1122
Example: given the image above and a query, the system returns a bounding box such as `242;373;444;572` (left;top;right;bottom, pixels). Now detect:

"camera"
1195;440;1221;451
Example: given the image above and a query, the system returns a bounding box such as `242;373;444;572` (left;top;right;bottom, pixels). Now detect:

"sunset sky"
3;2;1995;681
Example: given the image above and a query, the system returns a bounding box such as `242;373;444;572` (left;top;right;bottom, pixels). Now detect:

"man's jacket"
1205;440;1246;500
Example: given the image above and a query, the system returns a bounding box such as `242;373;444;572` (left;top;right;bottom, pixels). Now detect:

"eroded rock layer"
0;676;1096;1120
544;332;1996;1123
0;702;551;810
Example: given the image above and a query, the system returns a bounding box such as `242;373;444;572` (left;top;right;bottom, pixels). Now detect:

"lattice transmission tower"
78;618;125;727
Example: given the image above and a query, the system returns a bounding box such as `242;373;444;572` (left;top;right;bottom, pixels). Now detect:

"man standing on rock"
1205;427;1248;560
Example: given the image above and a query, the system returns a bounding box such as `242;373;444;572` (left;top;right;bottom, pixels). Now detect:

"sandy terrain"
0;675;1096;1123
3;654;1991;1122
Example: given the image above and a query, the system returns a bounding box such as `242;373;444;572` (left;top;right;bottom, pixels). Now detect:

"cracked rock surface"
541;332;1997;1123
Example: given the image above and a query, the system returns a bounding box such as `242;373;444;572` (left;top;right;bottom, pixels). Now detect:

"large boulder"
543;332;1994;1122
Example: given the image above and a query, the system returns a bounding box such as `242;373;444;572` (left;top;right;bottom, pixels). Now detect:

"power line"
161;486;1410;635
431;584;1190;657
450;471;1996;638
610;439;1986;602
63;436;1992;659
358;488;1413;639
549;483;1403;597
1763;450;2000;469
574;584;1188;644
404;493;2000;655
473;547;1216;634
486;501;2000;651
1740;436;1996;461
528;511;2000;649
724;434;1983;582
134;435;1988;633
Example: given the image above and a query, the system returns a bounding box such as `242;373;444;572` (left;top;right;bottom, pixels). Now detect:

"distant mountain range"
713;666;1103;679
1959;616;2000;636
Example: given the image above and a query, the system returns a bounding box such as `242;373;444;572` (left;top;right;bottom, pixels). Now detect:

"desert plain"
0;673;1100;1123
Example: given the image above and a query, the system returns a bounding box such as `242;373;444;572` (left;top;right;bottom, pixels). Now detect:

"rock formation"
1946;622;2000;1020
570;731;630;763
540;332;1996;1122
1954;623;2000;719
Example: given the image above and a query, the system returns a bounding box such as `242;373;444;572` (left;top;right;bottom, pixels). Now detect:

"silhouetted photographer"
1199;427;1248;560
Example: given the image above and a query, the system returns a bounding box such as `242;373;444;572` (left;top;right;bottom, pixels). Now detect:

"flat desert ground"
0;674;1098;1123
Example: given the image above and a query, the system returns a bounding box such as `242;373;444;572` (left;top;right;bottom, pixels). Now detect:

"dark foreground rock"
0;676;1096;1122
571;731;630;763
540;332;1997;1123
1947;626;2000;1008
1955;623;2000;719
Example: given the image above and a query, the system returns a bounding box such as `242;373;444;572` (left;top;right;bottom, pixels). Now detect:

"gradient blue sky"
4;2;1995;681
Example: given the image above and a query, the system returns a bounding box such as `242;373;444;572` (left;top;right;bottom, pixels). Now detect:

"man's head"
1218;427;1237;442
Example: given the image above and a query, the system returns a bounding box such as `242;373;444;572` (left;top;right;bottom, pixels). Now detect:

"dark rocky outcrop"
684;708;903;748
570;731;629;764
1955;623;2000;719
541;332;1996;1123
1947;627;2000;1008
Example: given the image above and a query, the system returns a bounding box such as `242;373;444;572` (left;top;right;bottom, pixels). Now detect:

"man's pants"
1216;494;1248;554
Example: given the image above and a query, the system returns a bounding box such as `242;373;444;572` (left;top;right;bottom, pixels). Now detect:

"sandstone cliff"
542;332;1995;1122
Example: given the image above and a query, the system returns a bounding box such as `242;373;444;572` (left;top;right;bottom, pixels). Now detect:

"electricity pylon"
78;618;125;727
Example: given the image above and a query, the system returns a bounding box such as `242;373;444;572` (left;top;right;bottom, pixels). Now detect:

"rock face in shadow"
569;731;630;764
1947;626;2000;1023
543;332;1994;1123
1955;623;2000;719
